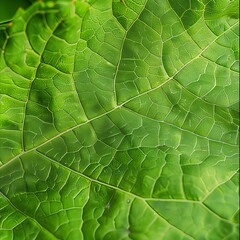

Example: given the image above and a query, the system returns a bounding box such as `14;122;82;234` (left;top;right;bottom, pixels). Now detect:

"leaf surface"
0;0;239;239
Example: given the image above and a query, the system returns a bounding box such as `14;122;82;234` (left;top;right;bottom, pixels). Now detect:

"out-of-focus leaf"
0;0;32;24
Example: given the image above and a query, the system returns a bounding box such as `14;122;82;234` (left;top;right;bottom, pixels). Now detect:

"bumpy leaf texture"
0;0;239;239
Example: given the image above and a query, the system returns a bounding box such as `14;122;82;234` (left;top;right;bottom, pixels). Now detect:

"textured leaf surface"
0;0;239;239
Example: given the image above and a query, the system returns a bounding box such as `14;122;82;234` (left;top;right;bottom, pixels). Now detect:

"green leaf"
0;0;239;239
0;0;32;24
